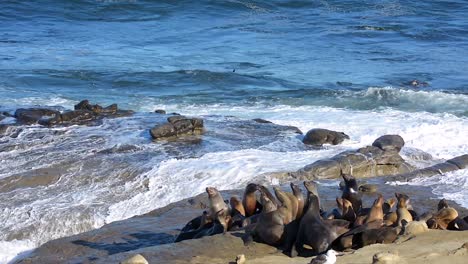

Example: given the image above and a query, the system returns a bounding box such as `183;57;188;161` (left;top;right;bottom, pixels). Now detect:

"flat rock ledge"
149;115;204;140
287;135;413;180
388;154;468;182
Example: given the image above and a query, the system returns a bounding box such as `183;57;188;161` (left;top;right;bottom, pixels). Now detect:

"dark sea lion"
291;193;340;257
353;225;402;248
447;217;468;231
395;193;412;226
365;194;384;224
175;211;213;242
206;187;230;219
291;183;305;219
438;198;449;211
337;198;356;223
332;220;383;250
193;209;230;239
383;198;396;215
243;183;260;217
341;173;362;213
358;184;378;193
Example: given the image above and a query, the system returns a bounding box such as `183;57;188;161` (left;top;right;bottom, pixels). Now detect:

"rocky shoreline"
14;173;468;264
2;101;467;264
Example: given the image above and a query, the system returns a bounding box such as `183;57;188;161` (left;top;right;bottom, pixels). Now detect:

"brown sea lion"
428;207;458;229
243;183;260;217
230;196;245;216
246;187;293;246
365;194;384;224
206;187;230;219
241;186;276;227
291;183;305;219
395;193;412;226
274;187;297;224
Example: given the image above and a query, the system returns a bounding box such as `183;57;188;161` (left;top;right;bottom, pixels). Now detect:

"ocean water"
1;0;468;263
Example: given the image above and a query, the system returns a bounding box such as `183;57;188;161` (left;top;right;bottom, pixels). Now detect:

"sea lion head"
342;174;359;191
437;198;449;211
206;187;219;197
373;194;384;207
245;183;259;193
303;180;319;196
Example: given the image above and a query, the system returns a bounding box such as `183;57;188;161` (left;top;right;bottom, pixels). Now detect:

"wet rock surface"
290;135;413;180
150;115;204;140
9;100;133;127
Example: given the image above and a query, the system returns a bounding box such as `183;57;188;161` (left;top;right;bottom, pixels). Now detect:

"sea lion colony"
175;173;468;258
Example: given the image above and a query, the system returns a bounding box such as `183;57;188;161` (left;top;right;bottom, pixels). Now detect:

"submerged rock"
302;128;349;146
150;116;204;140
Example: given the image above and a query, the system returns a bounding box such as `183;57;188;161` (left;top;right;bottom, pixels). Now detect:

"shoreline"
13;174;468;263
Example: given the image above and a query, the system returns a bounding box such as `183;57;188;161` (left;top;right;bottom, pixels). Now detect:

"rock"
291;136;412;180
426;162;460;174
74;100;102;114
372;135;405;152
373;251;406;264
359;184;378;193
154;109;166;114
102;104;118;114
252;118;272;124
302;128;350;146
447;154;468;169
150;123;177;139
14;108;61;124
150;116;204;140
120;254;149;264
60;110;96;123
236;254;246;264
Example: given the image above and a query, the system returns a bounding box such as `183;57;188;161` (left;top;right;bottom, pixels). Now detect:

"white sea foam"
390;169;468;208
0;239;35;264
106;147;344;222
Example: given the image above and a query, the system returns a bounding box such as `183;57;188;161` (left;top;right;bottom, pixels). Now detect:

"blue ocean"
0;0;467;262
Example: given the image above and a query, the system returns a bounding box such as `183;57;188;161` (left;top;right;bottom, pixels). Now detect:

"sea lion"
291;183;305;219
332;220;383;250
428;207;458;229
447;217;468;231
438;198;449;210
206;187;230;219
337;198;356;223
243;183;260;217
274;187;297;224
291;193;340;257
341;173;362;213
193;209;230;239
246;187;293;246
383;198;396;214
229;196;246;230
365;194;384;224
395;193;413;226
175;211;213;242
258;185;280;208
230;196;245;216
241;186;276;227
353;225;402;248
